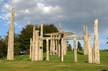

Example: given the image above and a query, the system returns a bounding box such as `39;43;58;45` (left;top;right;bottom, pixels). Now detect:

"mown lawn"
0;50;108;71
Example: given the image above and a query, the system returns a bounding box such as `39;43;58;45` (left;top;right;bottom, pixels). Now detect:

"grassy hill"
0;50;108;71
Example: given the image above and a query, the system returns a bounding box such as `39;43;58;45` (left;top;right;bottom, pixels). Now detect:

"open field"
0;50;108;71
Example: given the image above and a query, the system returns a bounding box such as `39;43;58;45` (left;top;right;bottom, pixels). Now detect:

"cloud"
2;3;11;12
1;0;108;35
36;2;61;14
2;0;61;25
1;0;108;49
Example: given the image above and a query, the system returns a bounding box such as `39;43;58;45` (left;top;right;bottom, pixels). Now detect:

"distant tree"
14;34;21;55
18;24;58;53
106;38;108;44
19;24;34;51
0;38;7;58
1;24;59;56
43;24;58;52
67;41;72;51
67;44;72;51
43;24;58;36
77;41;83;51
3;32;21;55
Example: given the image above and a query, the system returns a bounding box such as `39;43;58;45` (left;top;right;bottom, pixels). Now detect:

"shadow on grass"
77;51;83;55
84;60;88;63
101;69;107;71
43;57;46;61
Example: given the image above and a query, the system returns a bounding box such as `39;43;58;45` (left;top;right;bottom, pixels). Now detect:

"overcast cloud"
1;0;108;33
0;0;108;49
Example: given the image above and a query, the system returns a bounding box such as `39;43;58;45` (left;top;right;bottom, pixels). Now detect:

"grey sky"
1;0;108;49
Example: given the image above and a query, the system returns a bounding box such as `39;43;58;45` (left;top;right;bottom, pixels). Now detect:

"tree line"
0;24;82;58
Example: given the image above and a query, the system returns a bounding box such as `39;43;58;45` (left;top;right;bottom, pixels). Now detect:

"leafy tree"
2;32;20;55
43;24;58;36
19;24;34;51
77;41;83;51
0;38;7;58
14;34;21;55
67;41;72;51
106;38;108;44
42;24;58;52
1;24;59;56
18;24;58;53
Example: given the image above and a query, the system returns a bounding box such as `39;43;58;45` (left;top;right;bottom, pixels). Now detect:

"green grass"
0;50;108;71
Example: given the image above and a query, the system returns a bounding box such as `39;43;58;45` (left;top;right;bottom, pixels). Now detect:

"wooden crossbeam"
66;36;84;40
44;32;73;36
39;35;84;40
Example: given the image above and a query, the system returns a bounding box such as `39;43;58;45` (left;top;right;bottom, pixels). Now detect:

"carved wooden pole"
94;19;100;64
30;38;32;59
73;36;77;63
46;39;49;61
55;38;57;55
88;36;93;63
34;30;39;61
50;35;53;55
54;35;57;55
39;24;43;61
52;35;55;55
57;37;60;57
83;25;88;55
63;35;67;55
7;8;15;60
83;25;86;55
31;26;36;61
60;34;64;62
92;47;95;63
58;35;61;57
38;40;41;61
86;26;89;55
